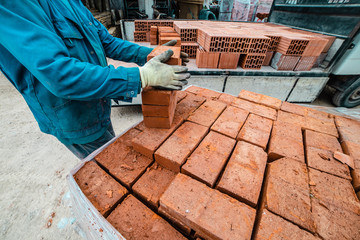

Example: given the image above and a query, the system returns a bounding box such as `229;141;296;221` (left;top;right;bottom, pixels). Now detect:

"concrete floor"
1;71;359;240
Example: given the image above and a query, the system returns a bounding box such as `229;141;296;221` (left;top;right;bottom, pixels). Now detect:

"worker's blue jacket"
0;0;152;144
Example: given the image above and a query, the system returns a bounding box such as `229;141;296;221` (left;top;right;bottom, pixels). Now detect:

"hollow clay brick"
174;93;206;119
143;116;173;129
187;100;227;127
306;146;351;180
308;168;360;215
304;130;342;153
132;115;183;159
159;174;256;240
107;195;186;240
238;89;282;109
237;113;273;149
254;209;319;240
217;141;267;207
74;161;128;216
211;106;249;139
232;98;277;120
142;87;177;106
217;93;237;105
268;121;304;162
312;199;360;240
132;163;176;209
181;131;236;187
155;122;208;172
264;158;315;233
95;128;142;169
146;46;182;65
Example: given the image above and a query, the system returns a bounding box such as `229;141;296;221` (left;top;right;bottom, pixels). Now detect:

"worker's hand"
139;49;190;90
162;40;189;66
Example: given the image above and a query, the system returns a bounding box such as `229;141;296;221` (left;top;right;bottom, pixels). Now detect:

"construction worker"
0;0;190;159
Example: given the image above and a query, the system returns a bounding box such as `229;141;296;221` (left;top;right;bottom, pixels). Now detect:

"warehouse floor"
0;71;359;240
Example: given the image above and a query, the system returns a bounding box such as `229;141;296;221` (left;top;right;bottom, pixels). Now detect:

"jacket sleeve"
0;1;141;101
78;1;153;66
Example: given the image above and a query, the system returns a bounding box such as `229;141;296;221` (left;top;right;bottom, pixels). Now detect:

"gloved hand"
139;49;190;90
162;40;189;66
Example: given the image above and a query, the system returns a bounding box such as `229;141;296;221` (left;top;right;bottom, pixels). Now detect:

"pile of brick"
134;20;174;42
134;20;335;71
73;86;360;239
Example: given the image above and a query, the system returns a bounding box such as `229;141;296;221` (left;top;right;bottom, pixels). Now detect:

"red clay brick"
304;116;338;138
277;110;306;126
134;121;146;131
312;199;360;240
237;113;273;149
280;101;307;116
232;98;277;120
185;85;203;95
309;168;360;214
306;146;351;180
197;88;222;100
74;161;128;216
142;94;177;117
155;122;208;172
211;106;249;139
268;121;304;162
333;151;355;169
147;46;182;65
158;206;191;236
176;90;187;103
132;163;176;209
159;174;256;240
187;100;227;127
107;195;186;240
264;158;315;233
254;209;319;240
306;108;334;123
181;131;236;187
335;116;360;145
238;89;282;109
143;116;173;129
132;115;183;159
218;93;237;105
217;141;267;207
142;87;177;106
95;128;141;169
304;130;342;153
341;141;360;191
174;93;206;119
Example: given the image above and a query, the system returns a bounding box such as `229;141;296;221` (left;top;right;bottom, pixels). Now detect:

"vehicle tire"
332;77;360;108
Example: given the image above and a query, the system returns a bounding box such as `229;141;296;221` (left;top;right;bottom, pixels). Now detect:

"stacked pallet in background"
134;20;335;71
73;86;360;239
134;20;174;42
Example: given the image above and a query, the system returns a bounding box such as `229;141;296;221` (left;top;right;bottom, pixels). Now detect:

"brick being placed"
271;52;300;70
196;48;220;68
181;42;198;58
155;121;208;172
132;115;183;159
217;141;267;207
238;89;282;109
181;131;236;187
268;121;305;162
159;174;256;240
107;195;186;240
237;113;273;149
187;100;226;127
309;168;360;215
218;52;241;69
254;209;319;240
232;97;278;120
146;46;182;65
211;106;249;139
132;163;176;209
239;54;266;69
74;161;128;216
262;158;316;233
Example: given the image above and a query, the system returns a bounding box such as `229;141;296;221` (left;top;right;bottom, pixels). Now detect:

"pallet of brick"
239;54;266;69
271;52;300;70
173;21;198;42
228;36;252;54
134;31;147;42
218;52;241;69
141;87;178;129
197;29;231;52
147;46;182;65
181;42;198;58
196;48;220;68
294;56;318;71
247;36;271;54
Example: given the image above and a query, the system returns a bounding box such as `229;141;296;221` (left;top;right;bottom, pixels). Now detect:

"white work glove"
139;49;190;90
163;40;190;66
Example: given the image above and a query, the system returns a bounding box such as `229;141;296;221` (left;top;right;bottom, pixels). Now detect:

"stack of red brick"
73;86;360;239
134;20;174;42
134;20;336;71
